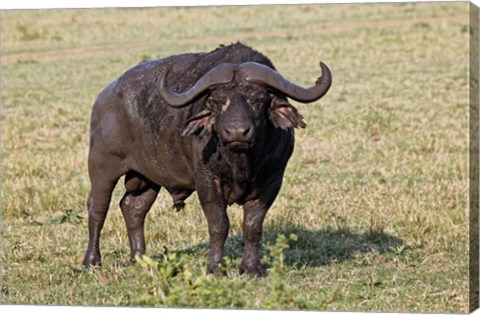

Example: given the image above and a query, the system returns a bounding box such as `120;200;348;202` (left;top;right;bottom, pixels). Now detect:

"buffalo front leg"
240;181;282;277
196;178;229;275
120;172;160;263
239;200;269;276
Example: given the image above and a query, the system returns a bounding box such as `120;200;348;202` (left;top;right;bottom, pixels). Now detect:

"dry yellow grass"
1;2;473;312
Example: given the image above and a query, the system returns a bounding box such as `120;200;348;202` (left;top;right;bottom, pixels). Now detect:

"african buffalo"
83;42;332;276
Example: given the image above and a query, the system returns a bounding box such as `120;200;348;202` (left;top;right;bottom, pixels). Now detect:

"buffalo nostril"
222;125;254;142
237;126;254;142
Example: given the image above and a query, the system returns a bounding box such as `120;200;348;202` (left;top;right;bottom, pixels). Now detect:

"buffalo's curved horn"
159;63;236;107
239;61;332;103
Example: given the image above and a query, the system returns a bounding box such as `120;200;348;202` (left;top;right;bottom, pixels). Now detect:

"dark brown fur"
83;42;330;276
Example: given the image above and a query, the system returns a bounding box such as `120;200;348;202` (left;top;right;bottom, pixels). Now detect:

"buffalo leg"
239;200;269;276
83;176;119;267
240;181;283;276
196;179;229;274
120;172;160;262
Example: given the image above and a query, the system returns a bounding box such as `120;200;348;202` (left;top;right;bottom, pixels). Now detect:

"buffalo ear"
268;97;306;129
181;109;214;137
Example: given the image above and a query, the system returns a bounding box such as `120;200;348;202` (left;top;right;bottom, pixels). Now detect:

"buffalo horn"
239;61;332;103
159;63;236;107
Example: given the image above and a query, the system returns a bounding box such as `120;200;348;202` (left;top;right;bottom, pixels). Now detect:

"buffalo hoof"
239;262;266;277
129;256;137;264
83;253;102;268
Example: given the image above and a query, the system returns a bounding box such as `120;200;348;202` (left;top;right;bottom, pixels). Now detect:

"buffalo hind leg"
83;176;120;267
120;171;160;263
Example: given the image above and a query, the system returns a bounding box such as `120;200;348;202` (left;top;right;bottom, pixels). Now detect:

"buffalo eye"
246;90;269;110
206;94;230;113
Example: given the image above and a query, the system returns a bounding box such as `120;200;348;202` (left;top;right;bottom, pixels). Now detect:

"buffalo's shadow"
161;225;404;268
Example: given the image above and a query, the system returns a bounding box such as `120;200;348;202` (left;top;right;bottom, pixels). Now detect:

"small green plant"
261;234;302;309
134;248;249;308
261;234;336;309
134;235;337;309
47;209;83;225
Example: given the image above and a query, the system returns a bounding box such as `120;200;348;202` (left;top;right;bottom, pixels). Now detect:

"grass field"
0;2;473;312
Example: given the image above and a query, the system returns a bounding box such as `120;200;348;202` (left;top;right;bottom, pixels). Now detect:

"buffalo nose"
222;124;254;143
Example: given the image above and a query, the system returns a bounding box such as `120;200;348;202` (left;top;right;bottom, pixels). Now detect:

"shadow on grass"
262;226;404;267
154;225;404;268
